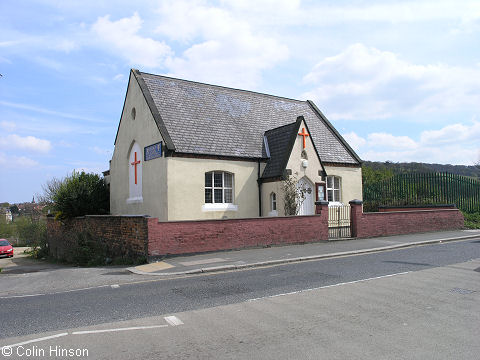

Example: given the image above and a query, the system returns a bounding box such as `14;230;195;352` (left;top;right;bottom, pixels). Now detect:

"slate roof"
130;69;361;165
262;122;298;179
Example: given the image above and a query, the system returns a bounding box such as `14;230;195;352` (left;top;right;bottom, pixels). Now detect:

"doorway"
297;177;314;215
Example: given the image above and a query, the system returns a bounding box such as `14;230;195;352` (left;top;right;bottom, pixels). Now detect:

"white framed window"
326;176;341;203
205;171;233;204
203;171;238;212
203;171;237;211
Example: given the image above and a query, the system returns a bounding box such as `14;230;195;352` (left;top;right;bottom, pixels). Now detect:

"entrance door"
297;177;314;215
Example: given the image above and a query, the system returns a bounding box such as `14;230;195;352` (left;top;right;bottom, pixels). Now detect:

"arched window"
326;175;341;203
204;171;234;204
127;142;143;203
270;192;277;212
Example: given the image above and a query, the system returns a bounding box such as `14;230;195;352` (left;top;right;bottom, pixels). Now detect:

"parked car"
0;239;14;258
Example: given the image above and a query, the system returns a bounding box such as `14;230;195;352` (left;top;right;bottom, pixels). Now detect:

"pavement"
127;229;480;276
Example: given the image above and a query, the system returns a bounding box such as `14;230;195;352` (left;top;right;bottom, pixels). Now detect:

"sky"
1;0;480;203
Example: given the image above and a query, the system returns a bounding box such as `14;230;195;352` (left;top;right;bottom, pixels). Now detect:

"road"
1;239;479;359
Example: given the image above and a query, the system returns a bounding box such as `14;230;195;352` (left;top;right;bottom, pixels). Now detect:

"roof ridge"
136;69;306;104
264;120;298;134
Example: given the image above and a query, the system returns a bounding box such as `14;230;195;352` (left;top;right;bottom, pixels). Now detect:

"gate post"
349;200;363;238
315;200;328;215
315;200;329;241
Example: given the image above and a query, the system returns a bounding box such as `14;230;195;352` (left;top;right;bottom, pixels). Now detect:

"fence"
363;172;480;213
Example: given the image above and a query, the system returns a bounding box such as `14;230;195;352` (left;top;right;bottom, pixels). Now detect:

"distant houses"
0;207;12;223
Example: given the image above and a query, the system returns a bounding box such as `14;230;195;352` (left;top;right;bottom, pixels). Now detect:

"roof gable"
261;117;327;180
128;69;361;164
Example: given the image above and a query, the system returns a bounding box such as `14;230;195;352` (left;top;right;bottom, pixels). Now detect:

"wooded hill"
363;161;480;178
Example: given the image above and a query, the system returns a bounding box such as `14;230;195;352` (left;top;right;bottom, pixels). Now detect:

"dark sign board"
144;142;162;161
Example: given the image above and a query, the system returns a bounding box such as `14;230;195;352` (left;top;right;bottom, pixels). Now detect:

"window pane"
205;172;212;187
334;190;340;202
334;177;340;189
327;190;333;202
214;172;223;187
224;189;233;203
214;189;223;203
205;189;212;203
327;176;333;189
317;186;325;201
224;173;232;188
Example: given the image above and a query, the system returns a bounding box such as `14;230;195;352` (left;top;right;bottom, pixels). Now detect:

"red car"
0;239;14;258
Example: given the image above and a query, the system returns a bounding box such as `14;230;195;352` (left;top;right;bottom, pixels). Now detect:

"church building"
107;69;362;221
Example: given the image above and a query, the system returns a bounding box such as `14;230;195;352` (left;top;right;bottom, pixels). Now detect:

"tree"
362;165;394;186
9;204;19;215
282;175;308;216
46;171;109;219
37;177;63;204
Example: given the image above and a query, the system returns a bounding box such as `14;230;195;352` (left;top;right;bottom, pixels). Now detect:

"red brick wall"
350;201;464;238
47;202;464;261
47;215;148;262
148;208;329;257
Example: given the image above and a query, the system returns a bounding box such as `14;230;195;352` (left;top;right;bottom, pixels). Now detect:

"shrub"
15;216;48;258
0;219;14;239
70;232;107;266
68;232;146;266
463;212;480;229
52;171;109;219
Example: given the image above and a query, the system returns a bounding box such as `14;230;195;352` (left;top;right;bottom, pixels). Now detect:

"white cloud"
367;133;418;149
344;120;480;165
0;134;52;153
0;100;107;123
304;1;480;25
303;43;480;120
91;12;172;69
342;131;366;151
420;121;480;145
156;0;289;88
0;152;39;168
362;145;477;165
90;146;112;156
213;1;480;33
0;121;16;132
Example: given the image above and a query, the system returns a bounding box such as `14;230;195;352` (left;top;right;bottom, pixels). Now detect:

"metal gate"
328;204;351;239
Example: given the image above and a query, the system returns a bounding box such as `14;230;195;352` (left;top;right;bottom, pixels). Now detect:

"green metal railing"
363;172;480;213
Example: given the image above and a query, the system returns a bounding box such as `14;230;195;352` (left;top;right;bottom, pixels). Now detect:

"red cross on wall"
131;152;141;185
298;127;309;149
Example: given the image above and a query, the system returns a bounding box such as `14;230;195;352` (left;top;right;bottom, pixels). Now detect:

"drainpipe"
257;160;262;217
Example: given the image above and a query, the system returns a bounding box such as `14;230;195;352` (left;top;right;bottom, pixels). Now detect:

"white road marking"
248;271;411;302
0;293;46;299
0;285;112;299
72;325;168;335
2;333;68;348
164;316;184;326
111;284;120;288
1;318;186;348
